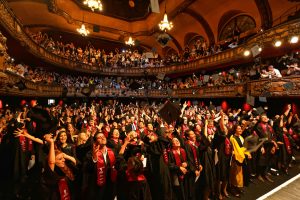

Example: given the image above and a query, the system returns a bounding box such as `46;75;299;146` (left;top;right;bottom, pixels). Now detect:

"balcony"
2;70;300;98
1;0;299;76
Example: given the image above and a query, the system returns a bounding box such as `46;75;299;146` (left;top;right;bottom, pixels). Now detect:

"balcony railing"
2;71;300;98
1;0;299;76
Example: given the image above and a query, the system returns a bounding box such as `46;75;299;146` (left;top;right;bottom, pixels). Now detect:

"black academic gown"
83;150;116;200
198;134;216;195
168;148;190;200
143;136;173;200
211;128;231;182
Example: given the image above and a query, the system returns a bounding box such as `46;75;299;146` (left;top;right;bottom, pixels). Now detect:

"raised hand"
44;134;54;143
14;128;27;137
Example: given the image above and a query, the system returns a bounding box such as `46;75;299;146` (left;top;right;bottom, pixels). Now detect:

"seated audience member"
287;60;300;75
267;65;282;78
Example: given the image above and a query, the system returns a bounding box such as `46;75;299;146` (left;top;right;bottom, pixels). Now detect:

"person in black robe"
82;132;117;200
255;113;277;182
107;128;123;155
199;120;216;200
143;128;173;200
39;134;76;200
168;137;190;200
184;130;203;200
211;112;231;199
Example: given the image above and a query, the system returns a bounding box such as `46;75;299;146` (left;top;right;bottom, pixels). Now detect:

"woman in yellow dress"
229;125;251;197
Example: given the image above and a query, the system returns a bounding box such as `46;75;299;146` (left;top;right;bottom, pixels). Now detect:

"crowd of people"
29;31;163;68
5;52;300;93
0;100;299;200
28;31;245;68
5;61;249;91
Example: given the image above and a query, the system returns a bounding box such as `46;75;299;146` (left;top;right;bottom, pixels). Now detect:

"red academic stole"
58;178;71;200
172;148;187;181
163;148;169;164
19;136;33;152
187;141;199;169
96;148;117;187
260;123;273;138
283;133;292;155
126;170;146;182
224;137;232;156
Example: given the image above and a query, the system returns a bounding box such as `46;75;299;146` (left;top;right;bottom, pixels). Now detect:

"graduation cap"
283;82;294;90
158;101;181;124
27;106;56;137
244;135;267;153
255;107;265;115
259;96;267;102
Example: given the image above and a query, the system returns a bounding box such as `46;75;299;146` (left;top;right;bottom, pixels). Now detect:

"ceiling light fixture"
125;36;135;46
274;40;282;47
77;24;90;36
243;50;250;57
158;2;173;32
290;36;299;44
83;0;103;12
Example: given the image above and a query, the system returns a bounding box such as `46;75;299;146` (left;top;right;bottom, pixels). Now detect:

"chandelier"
158;2;173;32
77;24;90;36
125;36;135;46
83;0;103;12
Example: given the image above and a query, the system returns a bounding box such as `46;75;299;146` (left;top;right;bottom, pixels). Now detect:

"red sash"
19;136;26;152
224;137;232;156
283;134;292;155
172;148;187;181
260;123;274;137
163;148;169;164
207;127;216;136
126;170;146;182
96;148;117;187
58;178;71;200
187;141;199;169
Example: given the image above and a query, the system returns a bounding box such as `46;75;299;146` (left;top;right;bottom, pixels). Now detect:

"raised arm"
219;111;228;135
14;128;43;144
44;134;55;171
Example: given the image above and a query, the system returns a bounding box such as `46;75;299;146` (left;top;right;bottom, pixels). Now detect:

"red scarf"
224;137;232;156
58;178;71;200
283;133;292;155
96;148;117;187
172;148;187;181
126;170;146;182
187;141;199;169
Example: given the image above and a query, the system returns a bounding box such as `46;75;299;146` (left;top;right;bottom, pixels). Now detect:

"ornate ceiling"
4;0;300;55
